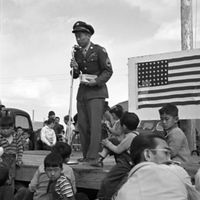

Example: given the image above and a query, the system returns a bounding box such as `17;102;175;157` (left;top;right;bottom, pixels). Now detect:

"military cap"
72;21;94;35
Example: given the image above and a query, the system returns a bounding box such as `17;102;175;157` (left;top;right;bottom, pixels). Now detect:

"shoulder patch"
102;48;107;53
106;57;111;66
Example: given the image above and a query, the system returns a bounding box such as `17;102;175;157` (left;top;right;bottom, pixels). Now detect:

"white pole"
181;0;193;50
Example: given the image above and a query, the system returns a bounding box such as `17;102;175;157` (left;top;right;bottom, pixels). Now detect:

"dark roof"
5;108;30;117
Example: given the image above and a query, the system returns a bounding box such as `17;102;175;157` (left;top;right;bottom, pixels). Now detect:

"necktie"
82;49;87;57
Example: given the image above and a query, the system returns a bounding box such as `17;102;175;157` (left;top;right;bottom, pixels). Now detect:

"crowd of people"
0;21;200;200
1;102;200;200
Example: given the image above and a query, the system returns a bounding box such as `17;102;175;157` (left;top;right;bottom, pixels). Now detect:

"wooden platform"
15;151;200;190
15;150;115;190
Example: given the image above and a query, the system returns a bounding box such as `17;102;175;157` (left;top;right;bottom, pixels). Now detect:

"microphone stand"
67;45;79;146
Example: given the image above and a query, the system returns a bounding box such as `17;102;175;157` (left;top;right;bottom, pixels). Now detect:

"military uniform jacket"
73;42;113;100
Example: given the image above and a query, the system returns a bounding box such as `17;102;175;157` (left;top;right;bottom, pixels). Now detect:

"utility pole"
180;0;196;151
181;0;193;50
32;109;35;122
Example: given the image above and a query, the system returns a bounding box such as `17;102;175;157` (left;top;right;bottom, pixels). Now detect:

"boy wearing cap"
70;21;113;162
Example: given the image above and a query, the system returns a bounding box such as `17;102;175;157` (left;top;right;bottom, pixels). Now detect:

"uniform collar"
82;42;91;52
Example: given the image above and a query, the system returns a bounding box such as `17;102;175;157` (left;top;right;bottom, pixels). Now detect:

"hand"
83;79;97;87
105;120;111;127
70;58;78;70
101;139;110;147
16;160;23;167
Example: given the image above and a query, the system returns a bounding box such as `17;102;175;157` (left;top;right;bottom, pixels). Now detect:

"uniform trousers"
77;98;105;159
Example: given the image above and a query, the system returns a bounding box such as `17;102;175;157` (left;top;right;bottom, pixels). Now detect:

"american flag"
137;55;200;109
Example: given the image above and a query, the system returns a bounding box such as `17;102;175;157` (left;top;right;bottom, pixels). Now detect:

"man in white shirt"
40;118;56;150
114;134;200;200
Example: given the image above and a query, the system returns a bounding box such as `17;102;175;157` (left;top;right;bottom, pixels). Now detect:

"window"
15;115;30;129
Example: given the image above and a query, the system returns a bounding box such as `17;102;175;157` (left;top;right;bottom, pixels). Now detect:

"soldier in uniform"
70;21;113;163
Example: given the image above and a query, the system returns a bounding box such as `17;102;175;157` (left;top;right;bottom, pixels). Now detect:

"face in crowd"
145;137;171;164
160;113;178;131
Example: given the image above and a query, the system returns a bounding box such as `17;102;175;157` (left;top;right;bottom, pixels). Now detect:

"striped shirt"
0;132;23;162
55;175;74;198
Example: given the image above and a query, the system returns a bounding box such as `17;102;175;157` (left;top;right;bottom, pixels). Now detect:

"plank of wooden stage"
15;151;200;190
15;150;115;190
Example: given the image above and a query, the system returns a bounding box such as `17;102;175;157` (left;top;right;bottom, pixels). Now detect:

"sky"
0;0;200;123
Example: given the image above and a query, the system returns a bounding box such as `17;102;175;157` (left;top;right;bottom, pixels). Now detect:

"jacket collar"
128;162;156;178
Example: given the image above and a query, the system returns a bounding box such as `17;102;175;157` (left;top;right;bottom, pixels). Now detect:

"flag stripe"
138;93;200;102
138;100;200;109
138;81;199;92
169;62;200;70
169;78;200;84
139;89;200;98
138;85;200;95
139;97;200;104
168;55;200;63
169;67;200;74
168;70;200;77
169;74;200;81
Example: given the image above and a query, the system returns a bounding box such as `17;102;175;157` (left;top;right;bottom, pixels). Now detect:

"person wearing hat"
70;21;113;163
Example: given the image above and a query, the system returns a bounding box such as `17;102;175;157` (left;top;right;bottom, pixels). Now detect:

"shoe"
89;158;104;167
77;157;87;162
90;160;104;167
98;149;108;158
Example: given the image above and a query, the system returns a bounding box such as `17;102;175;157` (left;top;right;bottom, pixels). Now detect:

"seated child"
159;103;190;164
16;126;32;150
106;104;124;140
28;142;76;200
92;105;124;167
44;152;75;200
40;118;57;150
96;112;140;200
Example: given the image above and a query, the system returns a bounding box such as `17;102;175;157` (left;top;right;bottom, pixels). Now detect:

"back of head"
159;103;178;117
110;105;123;119
44;152;63;169
48;111;55;118
120;111;139;131
104;101;110;112
52;142;72;160
130;134;166;165
0;105;5;111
